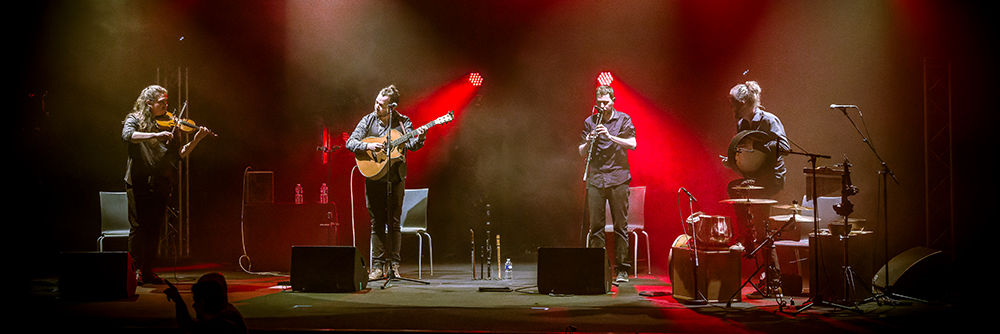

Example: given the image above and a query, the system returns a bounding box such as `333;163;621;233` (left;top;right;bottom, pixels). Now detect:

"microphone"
593;105;603;114
679;187;697;202
316;145;341;153
830;104;857;109
388;102;397;109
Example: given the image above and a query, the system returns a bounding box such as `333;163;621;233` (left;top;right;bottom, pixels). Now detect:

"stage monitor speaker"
291;246;368;292
59;251;136;301
668;246;742;302
873;246;948;301
247;171;274;204
537;247;610;295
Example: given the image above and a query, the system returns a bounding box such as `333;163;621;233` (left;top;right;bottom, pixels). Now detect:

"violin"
155;102;217;137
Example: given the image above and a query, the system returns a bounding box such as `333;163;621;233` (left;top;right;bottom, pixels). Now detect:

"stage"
22;260;969;333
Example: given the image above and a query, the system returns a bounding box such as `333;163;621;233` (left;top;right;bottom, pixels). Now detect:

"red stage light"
468;73;483;87
598;72;614;86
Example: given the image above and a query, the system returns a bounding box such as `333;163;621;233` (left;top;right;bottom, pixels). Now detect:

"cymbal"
773;204;813;211
720;198;777;205
770;214;819;223
731;185;764;190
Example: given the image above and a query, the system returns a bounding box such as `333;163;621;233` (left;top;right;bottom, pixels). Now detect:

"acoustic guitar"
355;111;454;180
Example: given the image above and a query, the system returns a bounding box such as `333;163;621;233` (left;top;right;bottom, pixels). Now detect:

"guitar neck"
389;120;439;147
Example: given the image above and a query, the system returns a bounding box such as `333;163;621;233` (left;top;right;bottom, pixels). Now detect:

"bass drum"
727;130;775;178
693;215;734;250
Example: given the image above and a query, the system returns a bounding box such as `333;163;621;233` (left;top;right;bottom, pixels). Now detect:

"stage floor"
22;261;970;333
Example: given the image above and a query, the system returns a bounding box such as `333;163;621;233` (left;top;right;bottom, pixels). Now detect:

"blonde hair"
379;84;400;105
126;85;168;131
730;81;763;110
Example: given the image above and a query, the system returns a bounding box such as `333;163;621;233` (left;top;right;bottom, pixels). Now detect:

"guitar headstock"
436;111;454;124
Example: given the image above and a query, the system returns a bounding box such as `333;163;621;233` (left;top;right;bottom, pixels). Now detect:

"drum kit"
671;130;879;307
675;132;818;304
684;106;901;312
672;185;814;305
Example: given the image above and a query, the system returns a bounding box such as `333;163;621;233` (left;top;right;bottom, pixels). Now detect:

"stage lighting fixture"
598;72;614;86
468;73;483;87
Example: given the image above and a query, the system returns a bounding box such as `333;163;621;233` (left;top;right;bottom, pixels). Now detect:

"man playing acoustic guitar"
346;85;426;280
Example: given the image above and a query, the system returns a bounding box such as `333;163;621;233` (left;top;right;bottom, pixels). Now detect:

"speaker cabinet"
59;252;136;301
291;246;368;292
873;246;948;301
244;203;339;271
537;247;610;295
246;171;274;204
668;247;741;302
809;233;876;301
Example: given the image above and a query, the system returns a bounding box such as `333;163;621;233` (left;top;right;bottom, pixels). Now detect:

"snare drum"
769;214;816;241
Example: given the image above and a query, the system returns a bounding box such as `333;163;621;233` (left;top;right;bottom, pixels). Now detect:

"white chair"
586;186;649;278
97;191;130;251
400;188;432;278
370;188;433;279
798;195;838;239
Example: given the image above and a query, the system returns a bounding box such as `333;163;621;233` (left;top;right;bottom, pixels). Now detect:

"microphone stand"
369;106;429;289
580;111;600;247
833;106;911;306
679;188;708;305
316;143;341;245
786;148;864;315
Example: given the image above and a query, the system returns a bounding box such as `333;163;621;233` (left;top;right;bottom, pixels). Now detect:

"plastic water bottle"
319;183;329;204
295;184;303;204
504;258;513;280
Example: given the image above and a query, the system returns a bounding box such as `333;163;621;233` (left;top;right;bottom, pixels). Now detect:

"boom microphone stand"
830;105;909;305
781;149;846;315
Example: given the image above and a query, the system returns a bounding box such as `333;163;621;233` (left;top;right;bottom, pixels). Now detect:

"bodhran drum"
691;214;734;250
668;234;693;274
672;234;692;248
727;130;776;178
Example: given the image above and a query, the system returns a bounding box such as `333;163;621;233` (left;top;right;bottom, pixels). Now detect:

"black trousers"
366;177;405;267
126;182;168;276
587;183;632;274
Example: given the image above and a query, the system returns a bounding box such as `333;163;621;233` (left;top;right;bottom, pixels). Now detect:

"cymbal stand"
726;215;795;307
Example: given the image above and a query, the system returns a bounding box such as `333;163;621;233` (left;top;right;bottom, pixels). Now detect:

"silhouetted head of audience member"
192;273;229;321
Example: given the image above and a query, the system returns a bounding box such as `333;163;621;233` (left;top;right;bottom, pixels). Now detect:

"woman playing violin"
121;84;212;285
